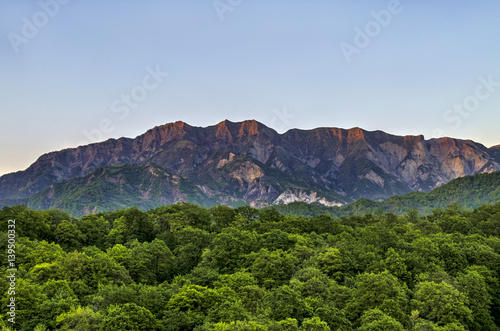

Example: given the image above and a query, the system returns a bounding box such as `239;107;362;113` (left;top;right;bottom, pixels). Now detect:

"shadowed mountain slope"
1;120;498;214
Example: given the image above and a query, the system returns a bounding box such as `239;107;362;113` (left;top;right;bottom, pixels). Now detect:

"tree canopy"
2;201;500;330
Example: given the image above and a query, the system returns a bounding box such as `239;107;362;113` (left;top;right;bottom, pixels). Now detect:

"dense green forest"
2;202;500;330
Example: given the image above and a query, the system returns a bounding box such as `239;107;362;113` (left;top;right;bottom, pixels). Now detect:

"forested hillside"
2;202;500;330
273;171;500;218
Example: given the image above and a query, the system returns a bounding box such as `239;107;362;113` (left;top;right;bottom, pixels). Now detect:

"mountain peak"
150;120;189;135
137;121;192;147
1;119;499;212
238;119;260;137
214;119;234;141
347;127;366;141
168;120;188;130
212;119;265;140
215;119;231;127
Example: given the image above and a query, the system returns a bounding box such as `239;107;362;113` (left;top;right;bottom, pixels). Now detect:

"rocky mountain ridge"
1;119;499;214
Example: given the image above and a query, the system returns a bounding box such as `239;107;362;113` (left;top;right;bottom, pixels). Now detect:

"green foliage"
107;207;155;244
3;202;500;330
266;285;312;322
173;227;213;274
56;306;103;330
358;308;404;331
100;303;159;331
167;284;218;312
412;281;472;327
207;320;269;331
317;248;348;282
300;317;330;331
77;214;110;249
54;219;85;251
345;271;409;327
210;205;237;229
211;228;259;273
128;239;175;284
457;269;495;330
250;249;299;288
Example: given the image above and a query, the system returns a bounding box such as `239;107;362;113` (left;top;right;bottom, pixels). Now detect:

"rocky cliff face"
1;120;499;208
278;127;499;199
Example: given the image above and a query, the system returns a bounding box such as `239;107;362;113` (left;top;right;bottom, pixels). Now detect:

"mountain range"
1;119;499;216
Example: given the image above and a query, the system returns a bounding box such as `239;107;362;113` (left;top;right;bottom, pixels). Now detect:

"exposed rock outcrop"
1;120;498;209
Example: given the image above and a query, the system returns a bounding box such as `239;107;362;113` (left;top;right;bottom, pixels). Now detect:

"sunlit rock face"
1;120;499;208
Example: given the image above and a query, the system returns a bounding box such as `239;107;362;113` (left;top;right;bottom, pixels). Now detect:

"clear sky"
1;0;500;176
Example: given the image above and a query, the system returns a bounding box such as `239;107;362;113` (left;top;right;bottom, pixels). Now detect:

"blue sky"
1;0;500;175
